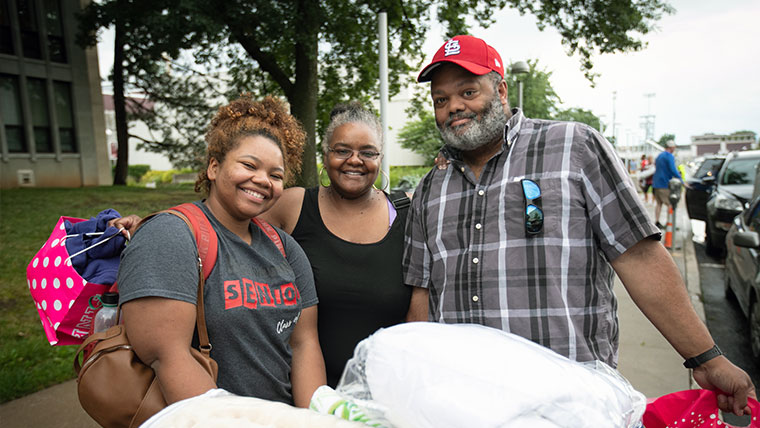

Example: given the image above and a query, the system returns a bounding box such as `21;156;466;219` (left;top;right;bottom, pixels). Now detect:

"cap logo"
494;58;501;68
444;39;461;56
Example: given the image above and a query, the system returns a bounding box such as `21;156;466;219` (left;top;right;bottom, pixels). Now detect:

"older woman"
116;102;413;388
260;102;413;387
117;96;325;406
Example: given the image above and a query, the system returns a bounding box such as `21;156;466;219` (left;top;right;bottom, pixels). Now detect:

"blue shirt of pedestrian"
653;151;683;188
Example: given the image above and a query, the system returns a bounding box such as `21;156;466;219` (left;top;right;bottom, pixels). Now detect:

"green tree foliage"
657;133;676;148
77;0;227;182
554;107;603;131
78;0;672;186
397;110;443;166
504;59;560;118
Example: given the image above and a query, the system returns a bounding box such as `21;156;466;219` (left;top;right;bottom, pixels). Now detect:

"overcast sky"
98;0;760;147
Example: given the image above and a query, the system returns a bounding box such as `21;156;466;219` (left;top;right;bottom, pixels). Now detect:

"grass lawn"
0;185;199;403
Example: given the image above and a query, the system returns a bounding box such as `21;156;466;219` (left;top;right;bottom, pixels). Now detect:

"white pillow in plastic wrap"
140;388;367;428
336;322;646;428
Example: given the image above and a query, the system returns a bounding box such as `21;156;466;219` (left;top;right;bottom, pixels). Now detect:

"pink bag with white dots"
26;216;116;346
643;389;758;428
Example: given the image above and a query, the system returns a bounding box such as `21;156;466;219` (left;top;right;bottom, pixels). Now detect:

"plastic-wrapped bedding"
334;322;646;428
140;388;367;428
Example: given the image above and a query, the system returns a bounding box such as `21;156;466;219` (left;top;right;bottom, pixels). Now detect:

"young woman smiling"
116;96;325;407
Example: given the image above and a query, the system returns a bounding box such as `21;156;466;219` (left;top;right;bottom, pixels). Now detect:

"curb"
676;202;702;390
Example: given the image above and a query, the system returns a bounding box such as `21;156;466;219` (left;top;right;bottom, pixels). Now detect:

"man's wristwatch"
683;345;723;369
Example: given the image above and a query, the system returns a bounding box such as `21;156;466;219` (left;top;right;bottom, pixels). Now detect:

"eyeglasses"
522;179;543;235
327;147;381;161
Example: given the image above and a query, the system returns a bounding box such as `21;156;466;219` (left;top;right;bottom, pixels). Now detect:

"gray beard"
438;96;506;151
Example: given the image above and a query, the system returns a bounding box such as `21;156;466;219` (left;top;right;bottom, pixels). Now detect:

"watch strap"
683;345;723;369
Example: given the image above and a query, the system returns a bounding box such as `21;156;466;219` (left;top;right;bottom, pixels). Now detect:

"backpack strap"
252;218;286;258
169;203;218;280
389;191;411;210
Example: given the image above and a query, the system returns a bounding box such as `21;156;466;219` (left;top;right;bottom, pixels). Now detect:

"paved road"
692;221;759;426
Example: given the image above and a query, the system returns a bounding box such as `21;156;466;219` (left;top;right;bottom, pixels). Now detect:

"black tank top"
291;187;412;387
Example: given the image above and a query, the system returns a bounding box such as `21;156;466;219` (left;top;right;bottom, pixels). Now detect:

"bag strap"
389;191;411;210
160;207;212;357
169;203;218;280
252;218;286;258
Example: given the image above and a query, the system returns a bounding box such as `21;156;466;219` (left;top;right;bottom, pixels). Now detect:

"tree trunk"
287;0;319;188
112;14;129;186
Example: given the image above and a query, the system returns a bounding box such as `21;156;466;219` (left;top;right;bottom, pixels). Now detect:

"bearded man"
403;35;755;416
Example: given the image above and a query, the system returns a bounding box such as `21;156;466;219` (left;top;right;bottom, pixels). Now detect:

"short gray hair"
322;102;383;153
485;71;503;93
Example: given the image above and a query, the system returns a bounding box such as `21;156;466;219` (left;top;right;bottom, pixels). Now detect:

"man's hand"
692;355;756;416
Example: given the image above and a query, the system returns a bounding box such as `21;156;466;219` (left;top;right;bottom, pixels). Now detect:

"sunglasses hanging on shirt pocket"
521;179;543;236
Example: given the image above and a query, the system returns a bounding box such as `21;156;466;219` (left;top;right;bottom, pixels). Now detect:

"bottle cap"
100;292;119;307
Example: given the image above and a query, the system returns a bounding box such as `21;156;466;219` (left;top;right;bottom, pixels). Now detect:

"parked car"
685;154;726;221
704;150;760;255
723;199;760;359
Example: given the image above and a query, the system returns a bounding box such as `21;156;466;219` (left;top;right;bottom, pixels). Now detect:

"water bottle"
93;292;119;333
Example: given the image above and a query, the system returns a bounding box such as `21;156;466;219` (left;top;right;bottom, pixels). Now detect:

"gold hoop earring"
319;166;331;187
374;168;390;192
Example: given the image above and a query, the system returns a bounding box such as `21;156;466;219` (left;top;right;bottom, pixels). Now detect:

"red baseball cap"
417;35;504;83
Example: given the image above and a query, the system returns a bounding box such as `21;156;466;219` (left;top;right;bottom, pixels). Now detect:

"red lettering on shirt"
224;280;242;309
256;282;275;307
280;283;298;306
222;278;301;311
243;278;257;309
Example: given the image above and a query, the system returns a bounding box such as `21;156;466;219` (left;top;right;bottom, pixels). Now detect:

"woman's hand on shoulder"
258;186;305;234
109;215;143;239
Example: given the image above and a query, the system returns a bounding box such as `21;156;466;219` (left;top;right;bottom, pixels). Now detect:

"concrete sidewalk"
0;195;702;427
616;196;699;398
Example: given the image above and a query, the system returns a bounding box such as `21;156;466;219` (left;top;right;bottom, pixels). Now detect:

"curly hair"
195;95;305;193
322;101;382;154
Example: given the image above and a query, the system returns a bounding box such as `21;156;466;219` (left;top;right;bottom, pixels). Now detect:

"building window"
0;0;13;55
43;0;65;62
0;74;27;152
16;0;41;59
53;80;76;152
27;77;52;153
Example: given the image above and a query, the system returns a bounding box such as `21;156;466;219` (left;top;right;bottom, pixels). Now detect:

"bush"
139;168;195;186
140;170;167;184
127;164;151;181
389;165;430;191
397;110;443;166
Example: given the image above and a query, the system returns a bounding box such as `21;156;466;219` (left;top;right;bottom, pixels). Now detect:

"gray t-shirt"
117;201;318;403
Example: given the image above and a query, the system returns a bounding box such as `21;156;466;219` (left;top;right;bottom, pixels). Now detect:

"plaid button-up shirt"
403;110;659;366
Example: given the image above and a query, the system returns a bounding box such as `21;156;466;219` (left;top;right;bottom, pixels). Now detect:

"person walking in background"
404;34;755;416
640;154;654;203
652;140;686;228
646;155;655;201
117;96;325;406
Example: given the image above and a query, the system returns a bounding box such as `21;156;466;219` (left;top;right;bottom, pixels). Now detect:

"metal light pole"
510;61;529;111
377;11;390;191
612;91;617;144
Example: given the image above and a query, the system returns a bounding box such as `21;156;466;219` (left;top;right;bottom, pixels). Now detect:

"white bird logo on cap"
444;39;461;56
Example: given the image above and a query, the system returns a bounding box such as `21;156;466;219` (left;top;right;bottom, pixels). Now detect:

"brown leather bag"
73;211;219;428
